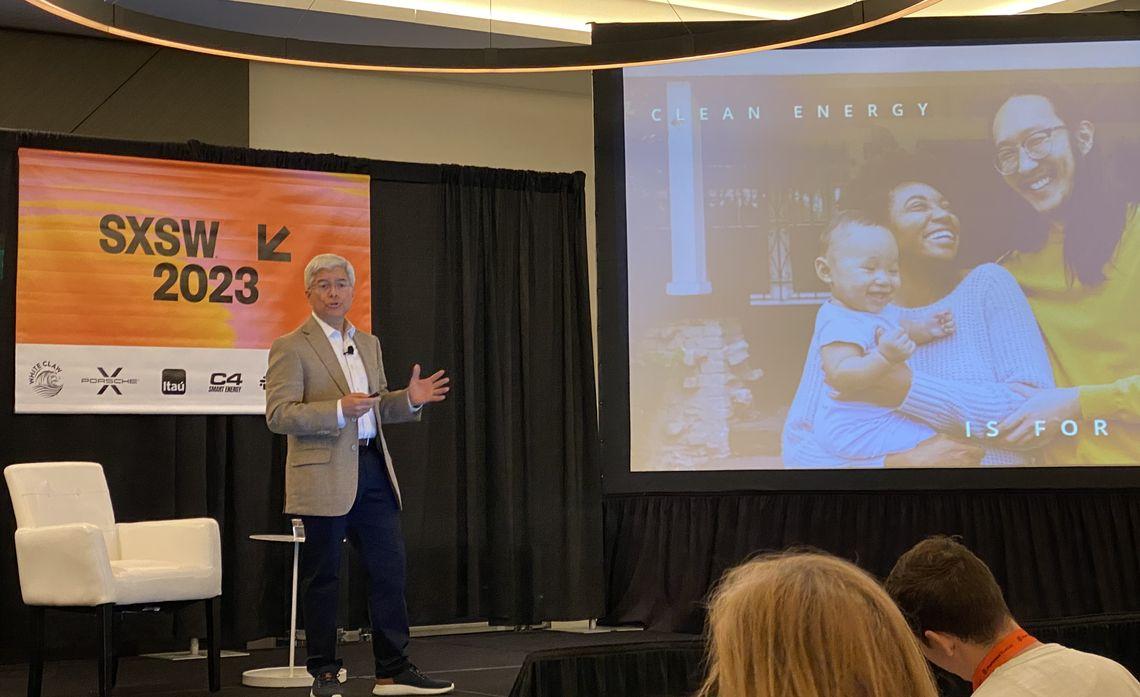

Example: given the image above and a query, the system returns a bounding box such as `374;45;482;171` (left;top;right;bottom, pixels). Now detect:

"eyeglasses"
993;126;1068;176
309;280;352;294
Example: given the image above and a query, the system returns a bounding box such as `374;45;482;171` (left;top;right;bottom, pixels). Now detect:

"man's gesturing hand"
342;393;380;418
408;364;450;407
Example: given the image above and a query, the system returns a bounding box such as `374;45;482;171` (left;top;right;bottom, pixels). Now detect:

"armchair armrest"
116;518;221;570
14;524;116;606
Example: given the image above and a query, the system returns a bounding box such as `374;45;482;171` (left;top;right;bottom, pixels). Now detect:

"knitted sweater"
782;263;1055;467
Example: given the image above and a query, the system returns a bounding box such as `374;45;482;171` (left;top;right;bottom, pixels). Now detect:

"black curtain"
507;639;704;697
0;130;602;662
373;167;603;625
439;167;602;624
603;491;1140;674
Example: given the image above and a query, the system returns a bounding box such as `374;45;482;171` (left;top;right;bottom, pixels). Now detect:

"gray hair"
304;253;356;288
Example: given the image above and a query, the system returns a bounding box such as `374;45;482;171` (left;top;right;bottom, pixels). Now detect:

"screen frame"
594;12;1140;494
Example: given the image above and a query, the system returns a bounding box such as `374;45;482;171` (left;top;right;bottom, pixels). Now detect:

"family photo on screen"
623;44;1140;471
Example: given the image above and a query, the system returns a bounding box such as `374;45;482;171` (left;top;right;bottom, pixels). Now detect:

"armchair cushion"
110;558;221;605
14;523;115;607
115;519;222;603
117;519;221;570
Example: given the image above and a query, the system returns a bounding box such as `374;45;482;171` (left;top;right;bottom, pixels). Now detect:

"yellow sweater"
1003;205;1140;465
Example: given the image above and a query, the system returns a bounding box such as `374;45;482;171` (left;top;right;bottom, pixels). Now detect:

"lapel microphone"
343;345;355;356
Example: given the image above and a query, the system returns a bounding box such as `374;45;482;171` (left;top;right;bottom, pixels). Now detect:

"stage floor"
0;629;696;697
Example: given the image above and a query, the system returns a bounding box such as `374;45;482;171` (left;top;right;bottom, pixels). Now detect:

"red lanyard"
972;629;1036;691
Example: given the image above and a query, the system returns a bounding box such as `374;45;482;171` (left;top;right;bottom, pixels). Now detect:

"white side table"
242;533;347;688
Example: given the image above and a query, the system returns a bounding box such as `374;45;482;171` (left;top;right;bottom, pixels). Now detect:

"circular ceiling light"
24;0;943;73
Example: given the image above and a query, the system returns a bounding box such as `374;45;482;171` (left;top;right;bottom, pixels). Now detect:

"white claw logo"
29;361;63;398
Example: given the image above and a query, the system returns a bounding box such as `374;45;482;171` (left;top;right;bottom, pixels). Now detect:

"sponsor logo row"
27;362;266;399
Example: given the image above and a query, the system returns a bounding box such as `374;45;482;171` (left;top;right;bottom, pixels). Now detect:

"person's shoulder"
816;299;868;321
273;319;315;348
815;299;838;318
1011;644;1140;694
962;262;1026;298
1054;646;1140;688
978;645;1065;697
815;300;864;330
965;262;1019;286
816;302;883;349
354;327;380;345
812;299;841;329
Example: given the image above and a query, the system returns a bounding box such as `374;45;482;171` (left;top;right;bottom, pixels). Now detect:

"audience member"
698;552;939;697
885;536;1140;697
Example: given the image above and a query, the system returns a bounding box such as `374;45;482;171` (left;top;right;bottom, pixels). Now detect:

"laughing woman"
782;157;1055;467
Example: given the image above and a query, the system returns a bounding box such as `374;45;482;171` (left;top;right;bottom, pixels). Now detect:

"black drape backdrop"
602;491;1140;674
440;168;602;623
0;130;602;663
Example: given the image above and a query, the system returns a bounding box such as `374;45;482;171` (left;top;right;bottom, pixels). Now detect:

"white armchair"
4;461;223;697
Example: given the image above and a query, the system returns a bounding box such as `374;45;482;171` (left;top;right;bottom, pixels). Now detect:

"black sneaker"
372;665;455;695
311;671;344;697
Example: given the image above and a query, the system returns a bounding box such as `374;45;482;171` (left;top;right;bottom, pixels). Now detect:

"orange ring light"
25;0;943;73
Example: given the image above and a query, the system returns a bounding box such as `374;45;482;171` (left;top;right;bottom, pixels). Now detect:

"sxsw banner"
15;148;372;414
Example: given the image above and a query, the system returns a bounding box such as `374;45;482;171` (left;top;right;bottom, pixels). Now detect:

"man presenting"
266;254;453;697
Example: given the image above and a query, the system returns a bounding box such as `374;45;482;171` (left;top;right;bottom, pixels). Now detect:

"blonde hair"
698;553;939;697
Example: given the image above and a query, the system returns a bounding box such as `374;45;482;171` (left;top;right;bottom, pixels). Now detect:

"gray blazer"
265;316;420;516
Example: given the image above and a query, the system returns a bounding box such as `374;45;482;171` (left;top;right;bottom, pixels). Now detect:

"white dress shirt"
311;313;379;439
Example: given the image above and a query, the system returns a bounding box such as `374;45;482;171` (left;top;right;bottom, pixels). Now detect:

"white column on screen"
666;81;712;296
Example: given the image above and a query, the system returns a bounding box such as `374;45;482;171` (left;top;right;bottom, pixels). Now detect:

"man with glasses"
265;253;453;696
994;126;1071;192
990;92;1140;465
992;95;1092;217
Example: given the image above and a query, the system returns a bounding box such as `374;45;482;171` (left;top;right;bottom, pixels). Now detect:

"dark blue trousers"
299;444;410;678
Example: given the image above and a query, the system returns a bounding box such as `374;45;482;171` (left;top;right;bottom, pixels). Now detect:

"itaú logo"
162;369;187;395
81;367;138;395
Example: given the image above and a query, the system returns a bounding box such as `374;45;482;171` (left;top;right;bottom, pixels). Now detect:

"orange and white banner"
15;148;372;414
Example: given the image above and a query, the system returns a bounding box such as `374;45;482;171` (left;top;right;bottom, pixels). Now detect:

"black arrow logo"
258;225;291;262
